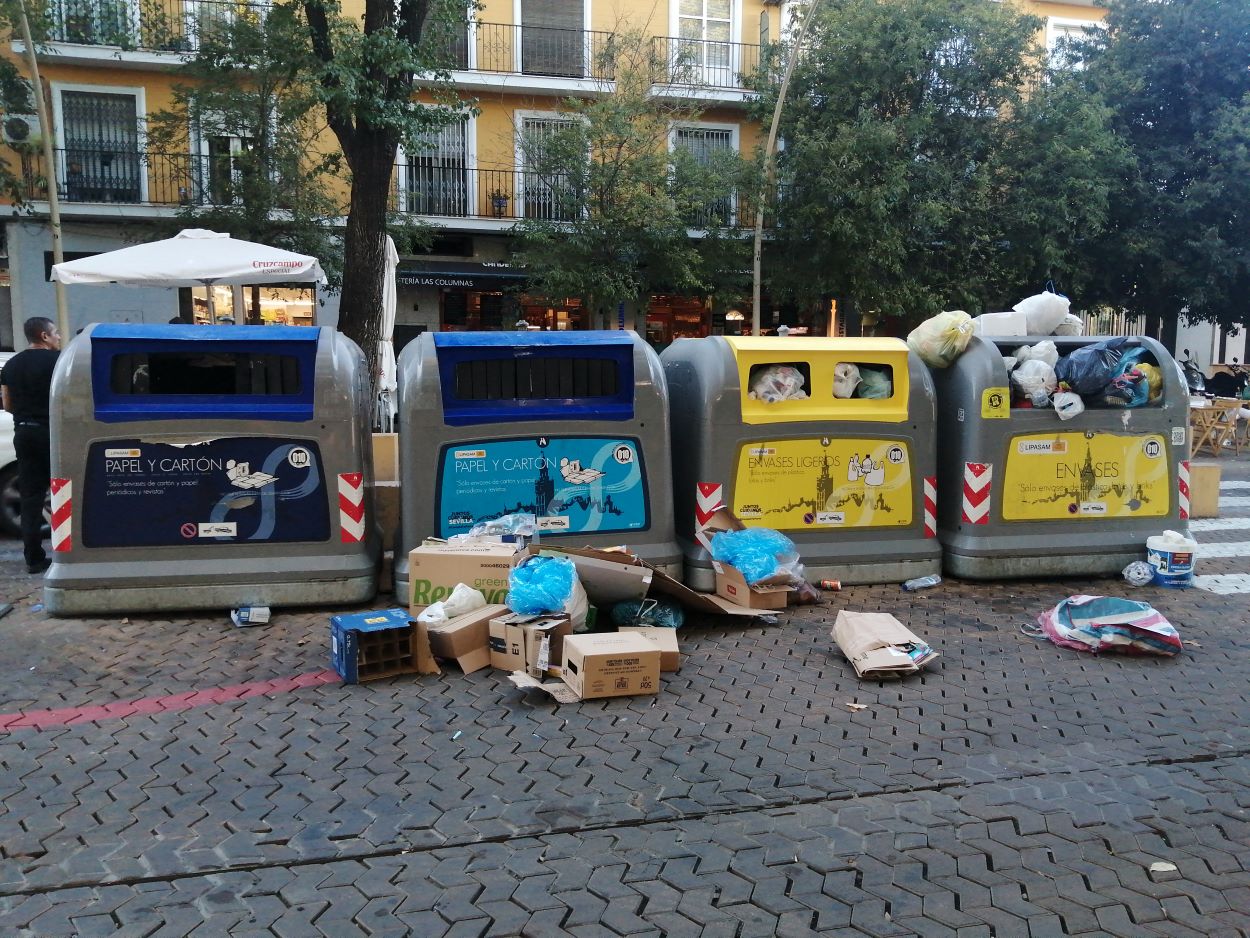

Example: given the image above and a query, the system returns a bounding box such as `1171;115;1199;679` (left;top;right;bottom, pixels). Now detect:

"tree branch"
303;0;356;154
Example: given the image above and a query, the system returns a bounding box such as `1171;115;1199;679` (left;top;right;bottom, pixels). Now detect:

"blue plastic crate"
330;608;416;683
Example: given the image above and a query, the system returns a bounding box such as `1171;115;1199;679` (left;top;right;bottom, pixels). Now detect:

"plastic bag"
710;527;801;585
1011;359;1057;399
833;363;861;399
1052;313;1084;336
1030;595;1182;656
464;513;536;539
1002;356;1018;373
1013;292;1070;335
906;311;974;369
1122;561;1154;587
416;583;487;625
749;365;808;403
1136;363;1163;401
856;367;892;399
1053;390;1084;420
610;598;685;630
1012;340;1059;369
506;555;590;631
1054;337;1129;396
1101;368;1149;407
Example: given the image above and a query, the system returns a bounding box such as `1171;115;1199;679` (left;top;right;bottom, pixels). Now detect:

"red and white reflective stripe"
923;476;937;537
1178;460;1190;521
338;472;365;543
694;481;723;552
962;462;991;525
50;478;72;552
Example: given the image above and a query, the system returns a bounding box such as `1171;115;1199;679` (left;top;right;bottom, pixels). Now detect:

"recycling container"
661;336;941;589
393;331;680;603
44;324;379;615
931;334;1190;578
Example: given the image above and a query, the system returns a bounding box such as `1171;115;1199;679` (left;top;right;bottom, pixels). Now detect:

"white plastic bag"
906;311;975;369
1013;292;1070;336
1012;340;1059;369
833;362;861;398
1052;313;1084;336
1011;359;1057;398
1002;356;1019;373
1053;390;1084;420
749;365;808;402
417;583;487;625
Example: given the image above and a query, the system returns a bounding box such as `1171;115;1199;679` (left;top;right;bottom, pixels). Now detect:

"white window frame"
396;115;477;217
50;81;148;203
669;119;740;226
1046;16;1102;70
668;0;742;87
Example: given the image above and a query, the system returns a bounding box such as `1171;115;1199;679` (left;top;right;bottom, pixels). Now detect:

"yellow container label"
981;387;1010;419
732;438;914;531
1002;431;1170;520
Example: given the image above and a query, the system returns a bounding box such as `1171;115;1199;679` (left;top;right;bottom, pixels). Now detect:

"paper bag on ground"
832;611;939;679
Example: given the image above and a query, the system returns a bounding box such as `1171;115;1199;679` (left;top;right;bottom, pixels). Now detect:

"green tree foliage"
0;0;39;204
1077;0;1250;332
512;30;754;327
147;3;344;290
762;0;1124;322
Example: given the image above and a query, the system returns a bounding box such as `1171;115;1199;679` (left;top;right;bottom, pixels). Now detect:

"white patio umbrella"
375;235;400;432
50;228;327;323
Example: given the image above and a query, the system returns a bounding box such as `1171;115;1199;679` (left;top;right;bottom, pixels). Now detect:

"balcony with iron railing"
37;4;761;91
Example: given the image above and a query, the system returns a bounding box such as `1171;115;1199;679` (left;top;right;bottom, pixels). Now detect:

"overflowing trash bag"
1025;595;1183;656
907;310;975;369
856;367;893;399
1136;363;1163;402
1011;359;1058;400
460;513;536;540
1013;340;1059;369
610;598;685;630
1100;367;1150;408
749;365;808;403
833;362;861;399
1053;390;1085;420
507;556;575;615
1013;291;1070;335
1052;313;1084;336
1054;337;1130;396
710;527;801;585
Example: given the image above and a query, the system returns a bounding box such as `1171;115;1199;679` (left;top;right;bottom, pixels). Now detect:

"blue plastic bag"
710;527;798;584
506;556;576;615
1055;337;1129;396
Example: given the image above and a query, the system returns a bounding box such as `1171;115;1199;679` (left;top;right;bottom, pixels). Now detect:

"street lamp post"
751;0;821;336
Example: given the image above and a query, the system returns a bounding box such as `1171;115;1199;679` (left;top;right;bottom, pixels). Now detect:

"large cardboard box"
1190;461;1221;519
617;626;681;672
712;562;792;611
408;541;522;612
489;612;572;677
424;603;508;674
562;632;661;700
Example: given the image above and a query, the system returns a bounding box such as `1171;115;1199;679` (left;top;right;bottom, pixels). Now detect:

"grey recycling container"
661;336;941;589
393;330;680;603
44;323;379;615
932;334;1191;579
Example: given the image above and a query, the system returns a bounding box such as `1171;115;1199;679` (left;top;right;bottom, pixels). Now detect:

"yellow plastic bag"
1137;363;1163;401
907;311;975;369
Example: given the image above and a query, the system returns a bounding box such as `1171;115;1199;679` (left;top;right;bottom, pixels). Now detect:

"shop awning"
396;260;527;289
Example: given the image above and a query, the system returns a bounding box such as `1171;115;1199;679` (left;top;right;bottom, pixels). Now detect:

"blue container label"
82;437;329;547
437;435;649;537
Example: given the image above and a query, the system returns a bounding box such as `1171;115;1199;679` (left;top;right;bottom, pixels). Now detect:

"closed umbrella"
51;228;326;323
376;236;399;432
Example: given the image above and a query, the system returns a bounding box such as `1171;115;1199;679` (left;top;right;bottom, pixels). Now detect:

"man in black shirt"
1;317;63;574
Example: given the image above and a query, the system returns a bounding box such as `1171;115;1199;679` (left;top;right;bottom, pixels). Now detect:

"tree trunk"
336;137;396;387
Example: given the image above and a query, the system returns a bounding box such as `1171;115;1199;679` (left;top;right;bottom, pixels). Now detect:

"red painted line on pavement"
1;669;341;732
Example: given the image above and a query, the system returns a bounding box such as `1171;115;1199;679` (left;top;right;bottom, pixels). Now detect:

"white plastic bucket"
1146;533;1198;588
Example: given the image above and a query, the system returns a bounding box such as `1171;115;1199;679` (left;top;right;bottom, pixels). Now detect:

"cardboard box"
562;632;661;700
489;612;572;677
372;432;399;483
375;481;400;552
618;626;681;672
832;610;939;680
424;603;508;674
712;562;792;611
972;310;1029;337
1190;460;1221;518
331;608;422;684
408;541;522;612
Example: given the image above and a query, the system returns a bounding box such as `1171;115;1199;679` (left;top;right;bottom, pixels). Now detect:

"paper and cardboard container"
712;562;792;611
561;632;661;700
408;541;522;612
617;626;681;672
488;612;572;677
424;603;508;674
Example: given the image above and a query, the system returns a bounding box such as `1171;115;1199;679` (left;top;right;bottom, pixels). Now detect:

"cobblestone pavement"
0;456;1247;936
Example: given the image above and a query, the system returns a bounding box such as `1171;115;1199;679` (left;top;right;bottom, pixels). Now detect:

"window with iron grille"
404;121;469;216
674;126;734;227
60;91;142;203
520;116;578;221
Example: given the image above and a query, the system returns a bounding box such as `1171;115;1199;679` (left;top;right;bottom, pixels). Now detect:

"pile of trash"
1005;336;1163;417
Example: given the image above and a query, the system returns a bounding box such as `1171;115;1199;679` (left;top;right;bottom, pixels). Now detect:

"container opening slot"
746;362;812;403
453;356;620;401
834;362;895;400
109;351;302;396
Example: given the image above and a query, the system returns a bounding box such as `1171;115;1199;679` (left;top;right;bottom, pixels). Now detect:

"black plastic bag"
1055;337;1130;396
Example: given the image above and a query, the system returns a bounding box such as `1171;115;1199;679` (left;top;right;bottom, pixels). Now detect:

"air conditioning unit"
2;114;39;145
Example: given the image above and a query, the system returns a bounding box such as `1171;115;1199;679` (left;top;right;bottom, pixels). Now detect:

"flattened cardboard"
712;562;792;611
408;541;521;612
526;544;653;605
618;626;681;672
508;671;582;704
832;611;939;680
562;632;661;700
424;603;507;674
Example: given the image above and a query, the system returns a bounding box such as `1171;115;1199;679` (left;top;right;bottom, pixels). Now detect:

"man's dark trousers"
14;423;51;569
